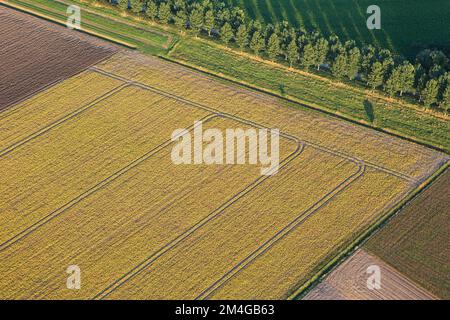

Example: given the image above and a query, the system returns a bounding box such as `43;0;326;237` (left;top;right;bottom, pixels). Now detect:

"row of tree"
101;0;450;112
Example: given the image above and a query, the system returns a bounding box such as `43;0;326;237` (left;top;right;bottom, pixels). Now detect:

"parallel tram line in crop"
197;162;366;300
0;65;307;254
1;65;420;299
0;81;130;158
0;114;217;253
86;67;424;300
95;140;305;299
90;66;418;184
0;75;304;254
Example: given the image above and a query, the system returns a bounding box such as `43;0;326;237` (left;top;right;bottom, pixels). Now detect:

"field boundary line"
90;67;418;183
0;51;117;115
0;1;137;49
90;67;302;144
53;0;175;49
181;38;450;122
1;77;64;116
9;0;167;49
94;140;305;300
196;161;366;299
161;55;449;154
291;182;416;299
0;114;217;253
0;82;129;158
287;161;450;300
358;249;439;300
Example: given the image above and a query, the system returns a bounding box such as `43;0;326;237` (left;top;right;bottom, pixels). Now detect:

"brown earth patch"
0;6;116;110
304;249;436;300
365;168;450;299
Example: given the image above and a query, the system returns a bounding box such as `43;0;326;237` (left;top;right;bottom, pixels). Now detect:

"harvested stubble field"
365;169;450;299
0;17;449;299
303;249;436;300
0;6;115;110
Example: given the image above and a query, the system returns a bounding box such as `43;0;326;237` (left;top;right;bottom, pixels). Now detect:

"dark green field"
229;0;450;58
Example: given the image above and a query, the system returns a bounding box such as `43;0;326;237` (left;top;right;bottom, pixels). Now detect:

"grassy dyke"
229;0;450;58
3;0;175;54
170;39;450;152
1;1;137;49
6;0;449;153
289;160;449;299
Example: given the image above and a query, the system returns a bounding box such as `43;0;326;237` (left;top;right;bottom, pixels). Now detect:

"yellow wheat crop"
0;117;297;299
97;52;448;181
0;85;210;245
0;71;122;150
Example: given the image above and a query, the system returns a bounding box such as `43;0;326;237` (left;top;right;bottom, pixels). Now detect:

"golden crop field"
0;50;448;300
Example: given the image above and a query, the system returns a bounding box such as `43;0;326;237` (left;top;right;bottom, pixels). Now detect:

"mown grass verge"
2;0;177;54
169;39;450;153
5;0;448;153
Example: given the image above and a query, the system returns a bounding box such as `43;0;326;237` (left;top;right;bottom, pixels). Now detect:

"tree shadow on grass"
364;99;375;123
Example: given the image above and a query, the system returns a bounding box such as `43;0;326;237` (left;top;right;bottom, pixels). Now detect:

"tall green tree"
346;47;361;80
145;0;158;21
313;38;329;70
286;39;299;68
250;31;265;56
267;33;281;61
328;34;343;61
331;52;347;79
118;0;129;10
203;9;215;36
129;0;142;14
361;45;376;79
367;61;384;90
235;24;249;50
174;10;187;32
397;62;416;96
220;22;234;46
384;71;399;96
441;83;450;112
422;79;439;108
300;43;315;69
189;8;204;36
158;3;171;23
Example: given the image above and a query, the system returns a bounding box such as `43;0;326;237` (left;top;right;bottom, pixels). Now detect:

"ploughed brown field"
303;249;437;300
365;169;450;299
0;7;448;299
0;6;115;110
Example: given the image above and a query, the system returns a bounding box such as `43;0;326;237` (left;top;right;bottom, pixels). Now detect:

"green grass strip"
1;1;137;49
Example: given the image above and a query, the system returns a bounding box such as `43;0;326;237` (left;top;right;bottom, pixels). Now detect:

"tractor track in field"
90;66;418;184
0;82;130;158
0;63;421;299
0;66;305;253
197;162;366;300
0;114;217;253
94;139;306;300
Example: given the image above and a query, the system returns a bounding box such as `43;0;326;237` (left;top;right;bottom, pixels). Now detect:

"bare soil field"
0;14;448;299
304;249;436;300
0;6;116;110
365;169;450;299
